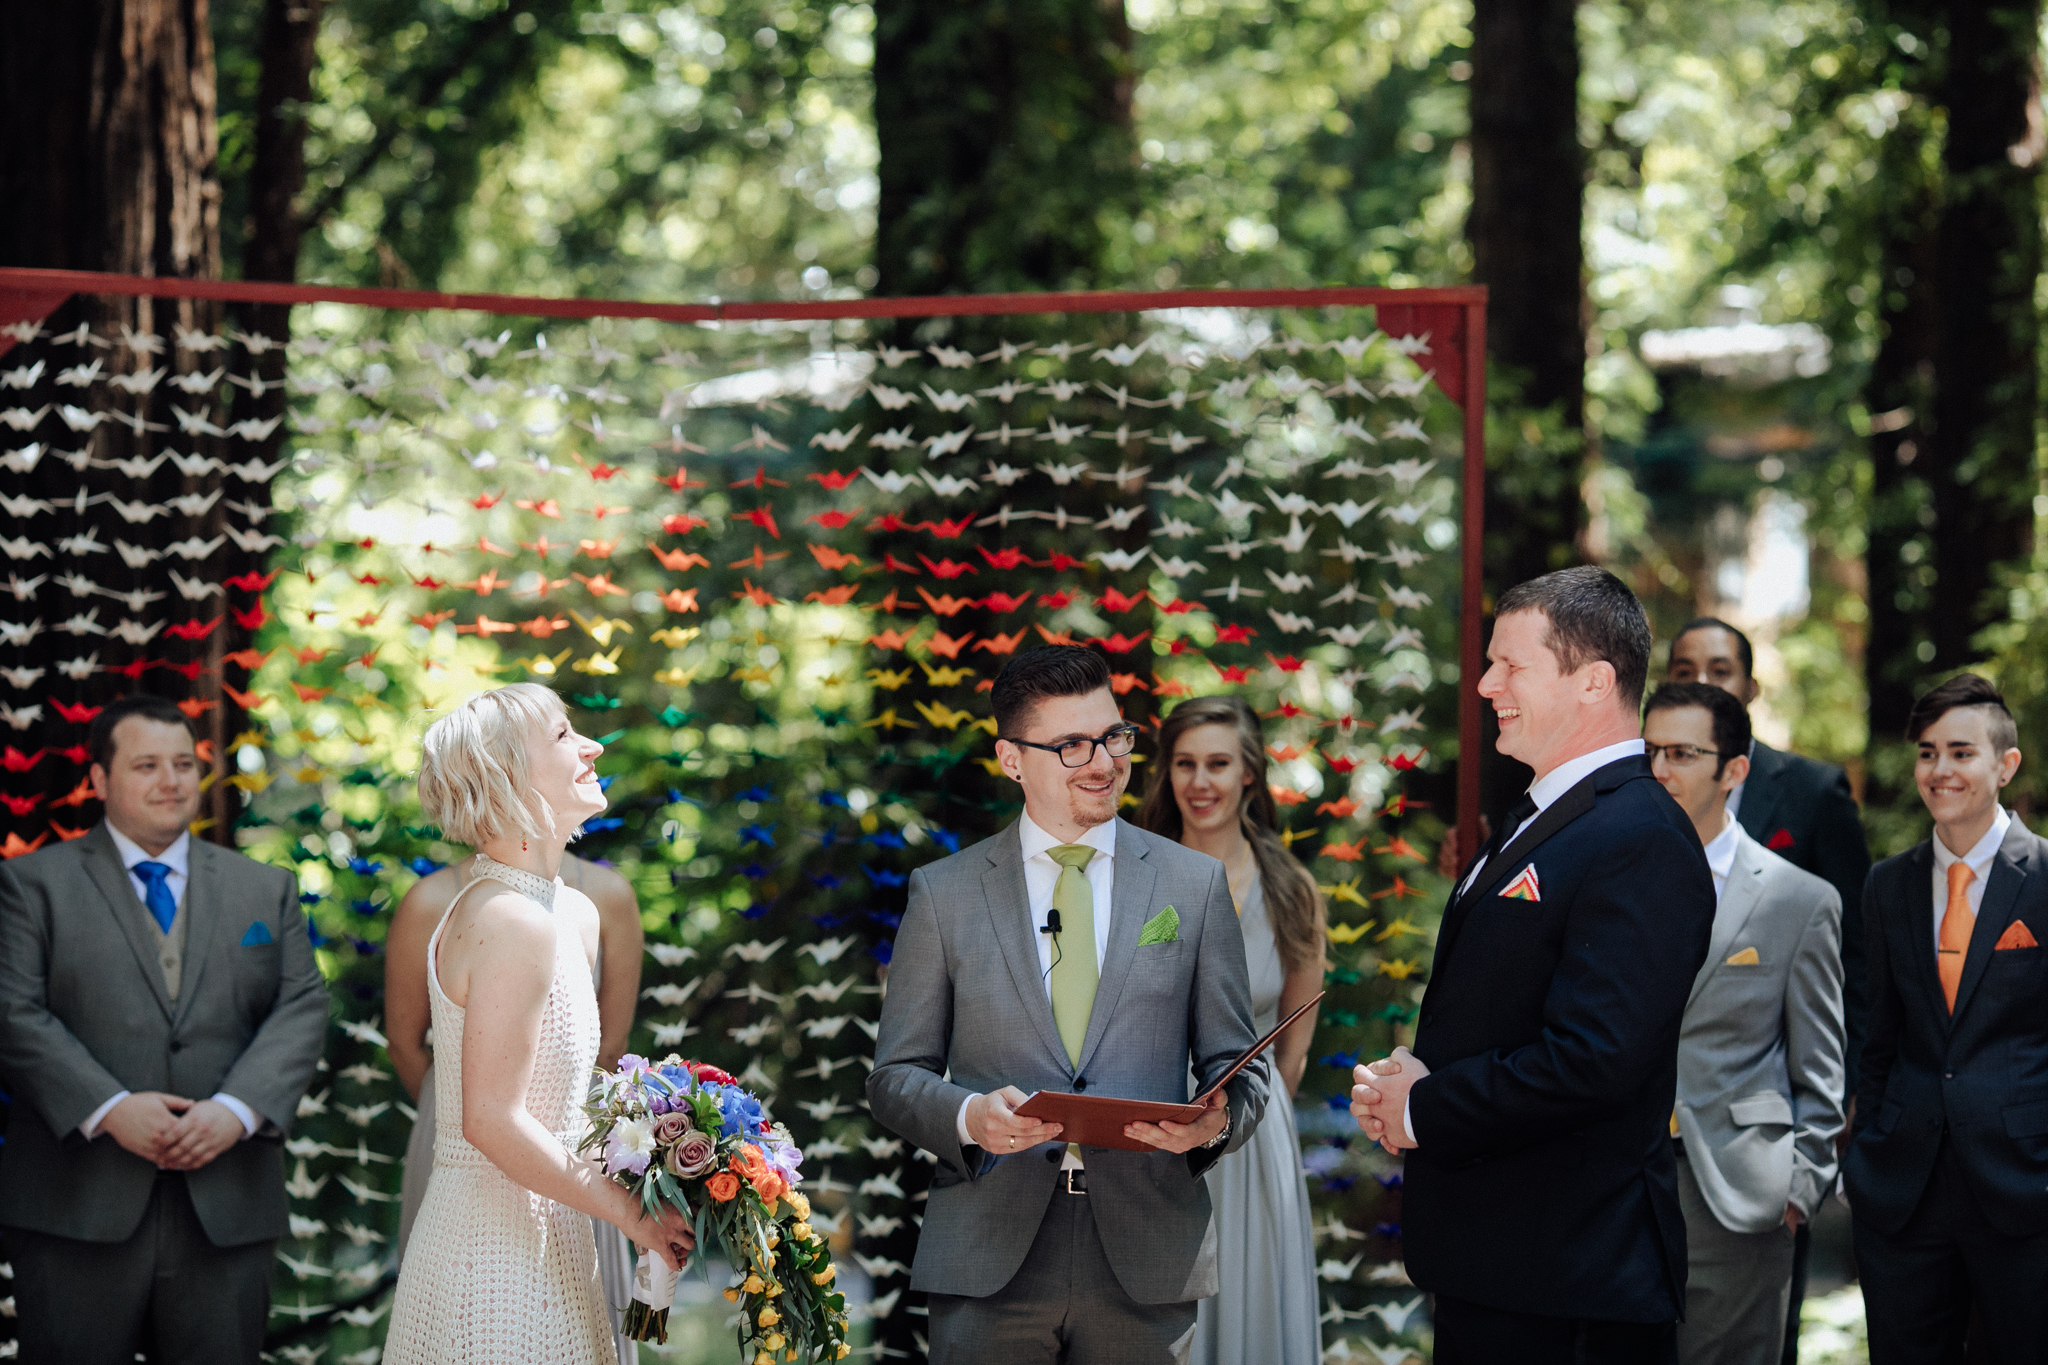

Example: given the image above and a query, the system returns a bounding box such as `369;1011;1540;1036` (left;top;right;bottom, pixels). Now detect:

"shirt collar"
1702;810;1742;883
106;821;191;878
1019;809;1117;863
1933;806;2010;879
1526;738;1647;816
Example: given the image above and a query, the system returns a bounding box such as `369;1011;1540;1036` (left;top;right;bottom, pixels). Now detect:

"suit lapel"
80;823;175;1021
1076;819;1154;1075
1434;775;1599;972
172;841;227;1028
1895;842;1946;1026
1690;833;1767;1009
980;824;1069;1069
1950;821;2033;1025
1733;742;1787;846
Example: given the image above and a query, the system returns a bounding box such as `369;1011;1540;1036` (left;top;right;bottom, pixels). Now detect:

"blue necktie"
133;861;177;934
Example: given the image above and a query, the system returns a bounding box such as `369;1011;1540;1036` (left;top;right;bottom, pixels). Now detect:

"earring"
522;839;528;852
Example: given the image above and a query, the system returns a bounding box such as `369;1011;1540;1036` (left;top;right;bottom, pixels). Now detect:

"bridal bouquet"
581;1054;851;1361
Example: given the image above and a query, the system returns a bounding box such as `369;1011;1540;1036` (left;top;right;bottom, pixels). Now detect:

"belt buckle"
1060;1167;1088;1195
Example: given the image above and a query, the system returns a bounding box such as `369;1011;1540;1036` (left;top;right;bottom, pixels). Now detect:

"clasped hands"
1350;1046;1429;1156
967;1084;1227;1156
101;1092;246;1170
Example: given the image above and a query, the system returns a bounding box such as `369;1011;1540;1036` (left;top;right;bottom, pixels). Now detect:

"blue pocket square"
240;921;275;946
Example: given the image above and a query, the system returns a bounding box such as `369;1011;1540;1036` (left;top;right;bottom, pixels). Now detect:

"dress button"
169;1040;183;1053
1074;1077;1088;1092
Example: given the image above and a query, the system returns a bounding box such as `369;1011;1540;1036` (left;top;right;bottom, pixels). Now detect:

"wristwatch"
1199;1108;1232;1151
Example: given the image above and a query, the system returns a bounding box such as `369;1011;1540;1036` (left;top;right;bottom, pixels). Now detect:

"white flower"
605;1116;658;1176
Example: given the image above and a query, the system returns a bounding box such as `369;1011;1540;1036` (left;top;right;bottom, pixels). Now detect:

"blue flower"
717;1087;763;1139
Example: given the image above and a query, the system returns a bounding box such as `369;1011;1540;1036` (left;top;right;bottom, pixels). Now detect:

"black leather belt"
1059;1167;1087;1194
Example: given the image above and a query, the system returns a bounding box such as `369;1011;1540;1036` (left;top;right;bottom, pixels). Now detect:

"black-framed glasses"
1004;724;1142;768
1643;742;1731;767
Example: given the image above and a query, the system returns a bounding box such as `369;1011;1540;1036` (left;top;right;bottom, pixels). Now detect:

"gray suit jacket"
1675;824;1846;1233
0;823;329;1246
867;817;1267;1305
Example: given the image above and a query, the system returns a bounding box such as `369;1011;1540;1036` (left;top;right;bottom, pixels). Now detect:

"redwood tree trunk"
0;0;237;842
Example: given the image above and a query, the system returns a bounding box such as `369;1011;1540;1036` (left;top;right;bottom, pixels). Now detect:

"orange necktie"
1938;860;1976;1014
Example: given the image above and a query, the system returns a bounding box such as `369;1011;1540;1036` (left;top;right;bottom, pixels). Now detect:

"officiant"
0;694;330;1364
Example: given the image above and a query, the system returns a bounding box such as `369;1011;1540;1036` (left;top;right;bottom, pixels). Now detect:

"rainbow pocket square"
1500;865;1541;902
1724;946;1761;966
240;920;274;947
1138;906;1180;946
1995;920;2040;951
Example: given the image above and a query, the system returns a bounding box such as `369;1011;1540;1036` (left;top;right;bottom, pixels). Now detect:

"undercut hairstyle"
417;683;570;848
1496;566;1653;711
89;694;198;771
991;646;1112;739
1643;682;1753;779
1673;616;1757;681
1135;695;1327;975
1906;673;2020;755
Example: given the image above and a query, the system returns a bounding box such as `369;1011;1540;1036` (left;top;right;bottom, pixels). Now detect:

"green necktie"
1047;843;1100;1068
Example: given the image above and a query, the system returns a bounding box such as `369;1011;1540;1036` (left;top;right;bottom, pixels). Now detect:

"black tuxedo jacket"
1405;755;1715;1323
1736;741;1872;1075
1845;818;2048;1238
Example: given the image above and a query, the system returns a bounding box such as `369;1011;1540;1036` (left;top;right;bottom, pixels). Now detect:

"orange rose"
706;1171;741;1203
751;1169;787;1205
733;1144;772;1183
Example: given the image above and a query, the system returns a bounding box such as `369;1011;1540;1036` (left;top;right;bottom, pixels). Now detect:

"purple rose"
652;1112;691;1145
666;1128;719;1179
649;1094;671;1116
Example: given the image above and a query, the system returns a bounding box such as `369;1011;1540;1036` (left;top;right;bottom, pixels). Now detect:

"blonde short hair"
417;683;567;847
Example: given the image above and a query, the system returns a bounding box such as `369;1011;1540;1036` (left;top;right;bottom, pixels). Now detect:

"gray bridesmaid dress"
397;895;638;1365
1189;873;1323;1365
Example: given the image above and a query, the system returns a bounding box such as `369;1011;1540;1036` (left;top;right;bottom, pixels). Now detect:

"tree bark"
1467;0;1586;592
1925;0;2042;669
0;0;236;841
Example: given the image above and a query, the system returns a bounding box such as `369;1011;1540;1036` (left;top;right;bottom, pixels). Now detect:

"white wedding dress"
385;857;616;1364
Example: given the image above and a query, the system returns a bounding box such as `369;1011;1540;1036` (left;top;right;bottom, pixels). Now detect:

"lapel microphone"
1041;909;1062;936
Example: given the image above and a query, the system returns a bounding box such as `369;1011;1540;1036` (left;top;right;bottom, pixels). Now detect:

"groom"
1351;567;1716;1363
869;645;1267;1364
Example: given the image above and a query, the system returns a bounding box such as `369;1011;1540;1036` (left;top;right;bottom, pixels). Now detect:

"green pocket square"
1137;905;1180;946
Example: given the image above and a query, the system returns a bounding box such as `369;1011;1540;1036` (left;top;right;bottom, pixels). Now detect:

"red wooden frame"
0;268;1487;865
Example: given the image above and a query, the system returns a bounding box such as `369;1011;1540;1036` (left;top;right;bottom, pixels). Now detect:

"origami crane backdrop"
0;295;1467;1363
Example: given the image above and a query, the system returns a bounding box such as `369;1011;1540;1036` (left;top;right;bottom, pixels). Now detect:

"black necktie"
1462;794;1536;898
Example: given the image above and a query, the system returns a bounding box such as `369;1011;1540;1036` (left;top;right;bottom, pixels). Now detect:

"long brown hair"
1135;695;1327;976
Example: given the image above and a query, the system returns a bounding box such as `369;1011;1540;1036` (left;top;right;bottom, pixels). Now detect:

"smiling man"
1349;566;1715;1364
869;645;1267;1364
1644;682;1844;1365
0;695;328;1364
1847;674;2048;1362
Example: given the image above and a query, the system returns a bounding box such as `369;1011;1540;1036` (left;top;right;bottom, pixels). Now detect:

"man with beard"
870;645;1268;1364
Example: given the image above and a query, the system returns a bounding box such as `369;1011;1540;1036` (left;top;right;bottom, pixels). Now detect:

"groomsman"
1352;567;1715;1364
1847;674;2048;1362
1666;616;1869;1364
1643;683;1845;1365
0;695;330;1364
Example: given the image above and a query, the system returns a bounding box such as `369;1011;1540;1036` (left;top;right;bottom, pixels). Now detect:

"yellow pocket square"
1724;946;1761;966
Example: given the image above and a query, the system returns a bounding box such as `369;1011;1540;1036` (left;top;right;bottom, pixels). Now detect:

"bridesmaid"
1137;694;1326;1365
388;852;645;1362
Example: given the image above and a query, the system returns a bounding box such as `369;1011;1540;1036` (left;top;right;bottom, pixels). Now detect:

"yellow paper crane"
1318;878;1368;908
568;609;635;646
572;647;625;676
919;662;978;687
1377;958;1423;980
913;699;977;731
866;668;913;691
862;708;915;731
1374;915;1420;943
1326;920;1375;945
653;665;700;687
650;626;701;648
731;664;780;684
519;648;574;677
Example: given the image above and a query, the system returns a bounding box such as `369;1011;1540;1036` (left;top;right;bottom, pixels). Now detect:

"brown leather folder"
1012;992;1325;1152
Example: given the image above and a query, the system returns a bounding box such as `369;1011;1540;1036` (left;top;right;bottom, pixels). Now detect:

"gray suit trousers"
927;1189;1198;1365
1674;1152;1794;1365
4;1173;272;1365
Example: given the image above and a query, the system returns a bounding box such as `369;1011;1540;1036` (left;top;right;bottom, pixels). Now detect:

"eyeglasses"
1643;742;1731;767
1004;724;1142;768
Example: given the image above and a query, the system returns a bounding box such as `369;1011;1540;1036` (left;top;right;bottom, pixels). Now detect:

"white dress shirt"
955;812;1117;1165
1930;806;2010;955
81;825;258;1142
1422;737;1647;1144
1702;810;1741;901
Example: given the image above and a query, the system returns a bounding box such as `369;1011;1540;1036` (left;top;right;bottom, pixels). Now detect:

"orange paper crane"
1370;876;1429;901
974;628;1030;656
738;507;781;539
916;589;975;617
454;616;518;638
921;516;973;540
809;509;860;530
927;630;973;660
656;467;706;492
650;544;712;571
656;588;701;613
1269;785;1310;807
409;609;458;629
978;546;1032;570
1033;623;1080;646
980;591;1031;613
728;545;788;572
661;512;710;536
806;469;859;491
808;545;862;571
471;490;503;509
519;615;572;638
732;579;781;608
220;648;272;670
865;626;919;653
577;537;619;560
573;572;631;599
1107;672;1150;696
1315;796;1360;819
1152;675;1194;698
1320;839;1367;862
462;568;510;596
803;584;860;606
1092;632;1150;655
1097;587;1150;613
919;555;977;580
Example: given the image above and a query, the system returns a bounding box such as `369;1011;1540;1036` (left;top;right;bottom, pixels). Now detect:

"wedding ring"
1008;1136;1016;1148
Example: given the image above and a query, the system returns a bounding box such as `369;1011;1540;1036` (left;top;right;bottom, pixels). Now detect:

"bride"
386;684;692;1364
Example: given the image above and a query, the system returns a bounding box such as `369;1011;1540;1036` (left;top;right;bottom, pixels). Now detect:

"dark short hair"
1496;566;1653;711
1644;682;1753;778
1907;673;2019;754
1672;616;1756;682
89;694;198;770
991;646;1111;738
